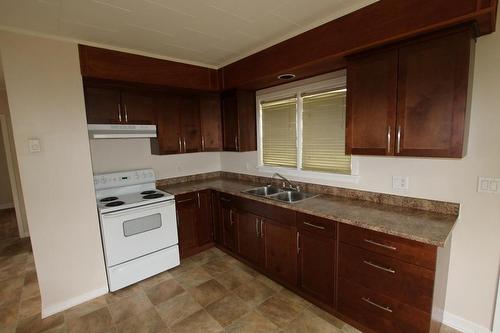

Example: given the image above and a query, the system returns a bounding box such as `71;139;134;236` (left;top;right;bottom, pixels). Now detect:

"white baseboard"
443;311;492;333
41;286;109;318
0;203;14;210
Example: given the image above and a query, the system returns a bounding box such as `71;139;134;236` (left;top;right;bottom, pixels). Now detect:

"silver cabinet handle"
234;136;239;150
363;260;396;274
178;137;182;153
201;136;205;151
362;297;393;313
255;218;260;238
183;137;187;152
220;197;231;203
197;192;201;208
118;104;122;123
303;221;326;230
260;219;264;239
364;239;397;251
387;126;391;153
124;104;128;123
396;125;401;154
229;209;234;225
296;232;300;254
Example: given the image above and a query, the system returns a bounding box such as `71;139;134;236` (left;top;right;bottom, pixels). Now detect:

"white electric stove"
94;169;179;292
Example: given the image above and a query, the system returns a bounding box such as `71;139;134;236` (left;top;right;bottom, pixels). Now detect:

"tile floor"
0;209;463;333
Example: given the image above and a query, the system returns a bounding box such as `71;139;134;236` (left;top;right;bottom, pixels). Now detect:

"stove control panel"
94;169;156;190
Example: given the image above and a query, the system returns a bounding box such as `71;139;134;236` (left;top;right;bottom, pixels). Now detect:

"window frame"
256;73;360;184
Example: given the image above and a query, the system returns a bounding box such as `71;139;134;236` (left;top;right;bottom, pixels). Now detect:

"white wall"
0;101;13;207
221;19;500;333
0;31;108;315
89;139;221;178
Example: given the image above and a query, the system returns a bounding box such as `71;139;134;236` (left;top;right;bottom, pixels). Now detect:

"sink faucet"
272;173;300;192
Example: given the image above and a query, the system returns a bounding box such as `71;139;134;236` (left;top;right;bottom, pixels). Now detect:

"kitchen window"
257;73;358;182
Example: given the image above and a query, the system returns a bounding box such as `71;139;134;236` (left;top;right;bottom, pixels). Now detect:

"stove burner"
140;190;157;195
143;193;164;199
105;201;125;207
100;196;118;202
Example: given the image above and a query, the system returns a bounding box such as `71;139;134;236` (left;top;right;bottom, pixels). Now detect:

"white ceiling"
0;0;378;68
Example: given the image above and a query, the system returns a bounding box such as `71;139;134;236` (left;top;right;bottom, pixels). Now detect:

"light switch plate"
477;177;499;194
28;138;41;153
392;176;409;190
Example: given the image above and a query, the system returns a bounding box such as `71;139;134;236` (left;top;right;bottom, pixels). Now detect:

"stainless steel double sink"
243;185;318;203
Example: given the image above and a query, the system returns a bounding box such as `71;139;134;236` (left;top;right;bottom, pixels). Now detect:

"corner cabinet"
221;90;257;151
346;25;475;158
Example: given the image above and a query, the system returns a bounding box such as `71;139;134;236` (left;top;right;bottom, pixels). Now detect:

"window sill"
256;165;360;184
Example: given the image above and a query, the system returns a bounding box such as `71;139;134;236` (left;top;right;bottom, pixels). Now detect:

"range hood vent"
88;124;157;139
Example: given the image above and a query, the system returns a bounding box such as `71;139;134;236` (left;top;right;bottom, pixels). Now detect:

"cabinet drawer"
339;224;436;270
297;213;335;238
339;278;431;333
339;243;434;313
175;192;198;209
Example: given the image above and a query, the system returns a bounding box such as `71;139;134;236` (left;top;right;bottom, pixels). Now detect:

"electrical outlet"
392;176;409;190
477;177;499;194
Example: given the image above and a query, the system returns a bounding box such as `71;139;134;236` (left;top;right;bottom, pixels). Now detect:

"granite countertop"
159;178;457;247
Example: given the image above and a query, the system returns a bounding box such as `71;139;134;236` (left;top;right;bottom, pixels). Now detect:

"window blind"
302;89;351;174
261;97;297;168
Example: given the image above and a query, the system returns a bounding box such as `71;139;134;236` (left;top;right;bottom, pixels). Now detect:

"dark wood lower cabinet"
236;210;263;266
262;218;297;286
177;190;448;333
175;190;214;258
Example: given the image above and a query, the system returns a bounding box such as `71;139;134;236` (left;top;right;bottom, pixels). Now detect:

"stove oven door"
100;199;178;267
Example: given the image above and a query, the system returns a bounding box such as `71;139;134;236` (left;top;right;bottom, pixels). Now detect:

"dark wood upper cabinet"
346;49;398;155
199;93;223;151
346;26;474;158
120;91;155;125
221;90;257;152
84;86;155;125
151;93;201;155
180;96;202;153
84;87;122;124
396;29;474;157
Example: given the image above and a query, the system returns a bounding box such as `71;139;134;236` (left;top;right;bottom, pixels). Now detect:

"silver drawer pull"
363;260;396;274
364;239;397;251
303;222;326;230
220;197;231;202
362;297;393;313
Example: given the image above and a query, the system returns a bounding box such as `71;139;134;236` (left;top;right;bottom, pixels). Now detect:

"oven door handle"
101;200;174;217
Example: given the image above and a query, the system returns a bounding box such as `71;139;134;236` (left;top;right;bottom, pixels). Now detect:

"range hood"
88;124;157;139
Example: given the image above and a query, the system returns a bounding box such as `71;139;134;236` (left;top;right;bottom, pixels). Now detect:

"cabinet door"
211;191;222;244
220;199;237;252
346;49;398;155
84;87;122;124
221;92;239;151
298;230;335;306
121;91;155;124
200;93;222;151
396;29;472;157
197;190;213;246
176;193;199;256
237;211;263;266
180;96;202;153
153;95;182;154
262;219;297;286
